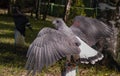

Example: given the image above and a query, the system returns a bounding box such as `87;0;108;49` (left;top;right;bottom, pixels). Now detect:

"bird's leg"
65;55;73;72
61;55;78;76
61;62;76;76
66;55;71;62
65;55;78;73
72;54;80;63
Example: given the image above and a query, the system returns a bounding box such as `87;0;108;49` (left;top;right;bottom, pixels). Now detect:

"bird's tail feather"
76;36;104;64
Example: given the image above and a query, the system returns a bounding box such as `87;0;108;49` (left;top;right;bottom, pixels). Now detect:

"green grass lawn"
0;15;120;76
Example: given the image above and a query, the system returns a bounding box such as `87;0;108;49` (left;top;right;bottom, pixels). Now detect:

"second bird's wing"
71;16;113;46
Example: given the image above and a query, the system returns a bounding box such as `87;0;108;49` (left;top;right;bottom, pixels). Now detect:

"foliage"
40;4;65;17
15;0;34;8
0;0;97;19
72;0;84;7
54;0;65;5
69;0;86;20
69;7;86;20
52;5;64;17
12;0;95;19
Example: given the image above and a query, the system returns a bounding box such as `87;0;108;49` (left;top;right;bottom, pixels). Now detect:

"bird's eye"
56;20;59;23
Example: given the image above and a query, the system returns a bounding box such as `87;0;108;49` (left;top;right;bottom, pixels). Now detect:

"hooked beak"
52;20;58;30
52;20;56;25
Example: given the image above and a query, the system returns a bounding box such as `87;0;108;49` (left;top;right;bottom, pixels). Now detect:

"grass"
0;15;120;76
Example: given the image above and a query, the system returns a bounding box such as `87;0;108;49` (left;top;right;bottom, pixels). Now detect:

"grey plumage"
70;16;113;46
26;18;104;76
25;19;80;75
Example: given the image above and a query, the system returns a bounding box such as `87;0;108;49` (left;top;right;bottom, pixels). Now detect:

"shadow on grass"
0;15;13;22
0;32;14;39
0;15;56;71
0;22;14;30
0;21;14;39
0;42;28;68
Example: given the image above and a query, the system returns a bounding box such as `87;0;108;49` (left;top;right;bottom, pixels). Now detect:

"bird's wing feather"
76;36;104;64
70;16;113;46
25;27;80;75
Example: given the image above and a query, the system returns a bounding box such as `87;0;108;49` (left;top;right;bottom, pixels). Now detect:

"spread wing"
70;16;113;46
25;27;80;75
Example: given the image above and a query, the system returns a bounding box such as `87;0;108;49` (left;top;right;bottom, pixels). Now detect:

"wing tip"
80;52;104;64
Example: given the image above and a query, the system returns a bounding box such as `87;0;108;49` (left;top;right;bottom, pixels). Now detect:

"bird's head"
52;18;66;30
73;16;81;27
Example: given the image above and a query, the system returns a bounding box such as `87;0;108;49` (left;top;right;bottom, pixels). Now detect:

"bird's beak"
52;20;58;30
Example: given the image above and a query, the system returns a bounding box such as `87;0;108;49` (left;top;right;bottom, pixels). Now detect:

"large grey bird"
25;18;103;76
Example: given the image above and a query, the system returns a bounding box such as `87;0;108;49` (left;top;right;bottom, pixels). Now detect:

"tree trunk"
63;0;71;22
35;0;41;20
42;0;50;21
8;0;12;15
8;0;16;15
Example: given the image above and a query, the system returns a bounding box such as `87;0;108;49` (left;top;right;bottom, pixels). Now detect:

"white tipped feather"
76;36;98;58
76;36;104;64
98;55;104;60
81;61;89;64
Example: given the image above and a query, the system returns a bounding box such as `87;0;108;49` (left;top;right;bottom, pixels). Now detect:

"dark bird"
12;6;32;46
25;18;103;76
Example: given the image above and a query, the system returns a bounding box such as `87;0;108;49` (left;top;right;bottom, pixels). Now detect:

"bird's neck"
59;25;72;34
59;25;79;43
